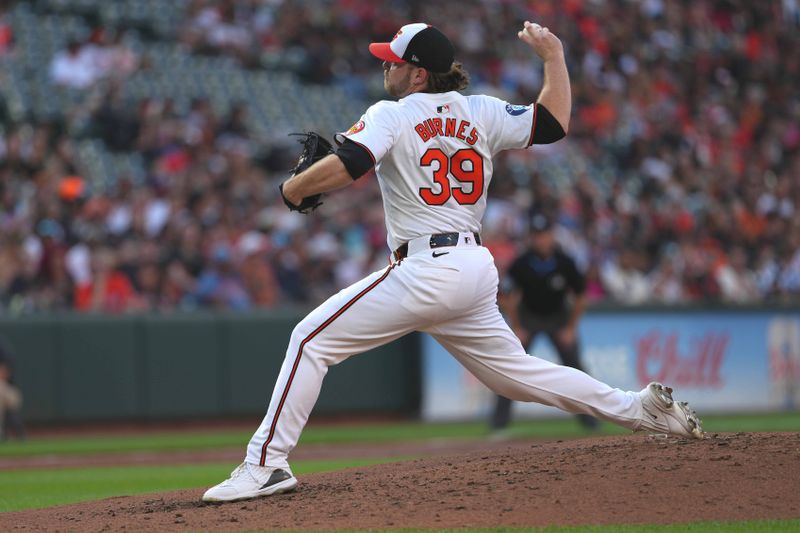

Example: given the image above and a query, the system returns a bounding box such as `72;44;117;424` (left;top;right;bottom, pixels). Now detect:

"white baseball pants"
247;234;644;468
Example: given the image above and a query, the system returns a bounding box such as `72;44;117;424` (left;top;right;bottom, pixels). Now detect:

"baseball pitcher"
203;21;704;503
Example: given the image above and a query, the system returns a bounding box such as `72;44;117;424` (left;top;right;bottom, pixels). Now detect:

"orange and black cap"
369;23;455;73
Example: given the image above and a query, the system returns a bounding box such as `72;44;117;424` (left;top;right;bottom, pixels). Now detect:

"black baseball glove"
279;132;335;214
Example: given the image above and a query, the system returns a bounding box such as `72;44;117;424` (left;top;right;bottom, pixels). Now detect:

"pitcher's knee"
290;321;313;345
292;307;334;342
288;320;343;367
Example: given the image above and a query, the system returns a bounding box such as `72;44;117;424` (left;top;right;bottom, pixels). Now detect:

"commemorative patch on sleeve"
505;104;531;116
346;119;365;135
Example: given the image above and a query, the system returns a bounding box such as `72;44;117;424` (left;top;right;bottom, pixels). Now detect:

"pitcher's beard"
385;71;412;98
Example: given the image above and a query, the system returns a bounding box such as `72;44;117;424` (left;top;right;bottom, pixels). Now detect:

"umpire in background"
0;337;25;441
490;211;598;431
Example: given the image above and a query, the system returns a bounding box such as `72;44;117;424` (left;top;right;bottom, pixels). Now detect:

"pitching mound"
3;432;798;532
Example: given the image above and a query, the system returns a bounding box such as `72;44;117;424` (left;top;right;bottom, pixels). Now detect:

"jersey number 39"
418;148;485;206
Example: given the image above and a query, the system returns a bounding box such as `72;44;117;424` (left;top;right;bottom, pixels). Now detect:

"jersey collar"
400;91;459;102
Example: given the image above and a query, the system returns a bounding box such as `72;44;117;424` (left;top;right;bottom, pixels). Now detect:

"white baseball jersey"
246;90;650;472
342;91;537;251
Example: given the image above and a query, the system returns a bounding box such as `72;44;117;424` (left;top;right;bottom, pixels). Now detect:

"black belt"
393;232;481;261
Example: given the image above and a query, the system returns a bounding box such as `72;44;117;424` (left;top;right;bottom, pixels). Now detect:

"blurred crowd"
0;0;799;313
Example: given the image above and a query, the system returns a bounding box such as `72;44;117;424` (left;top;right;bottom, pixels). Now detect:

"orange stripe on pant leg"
259;264;396;466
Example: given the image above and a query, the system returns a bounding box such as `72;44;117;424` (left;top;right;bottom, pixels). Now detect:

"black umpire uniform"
490;213;598;430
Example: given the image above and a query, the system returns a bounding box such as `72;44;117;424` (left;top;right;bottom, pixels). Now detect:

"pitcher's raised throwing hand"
518;21;563;62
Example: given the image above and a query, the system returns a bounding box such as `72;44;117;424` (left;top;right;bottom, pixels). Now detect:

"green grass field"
1;411;797;459
1;413;798;531
0;458;406;513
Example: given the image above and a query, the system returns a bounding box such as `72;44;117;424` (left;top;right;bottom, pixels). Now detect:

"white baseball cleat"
637;382;705;439
202;462;298;502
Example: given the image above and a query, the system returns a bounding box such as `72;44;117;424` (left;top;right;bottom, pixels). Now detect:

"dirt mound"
3;432;798;532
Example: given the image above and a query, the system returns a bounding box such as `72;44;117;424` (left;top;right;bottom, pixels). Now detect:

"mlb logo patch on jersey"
505;104;531;116
346;120;365;135
436;104;451;114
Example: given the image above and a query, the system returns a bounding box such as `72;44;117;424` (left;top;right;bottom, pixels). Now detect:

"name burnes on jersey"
414;116;479;145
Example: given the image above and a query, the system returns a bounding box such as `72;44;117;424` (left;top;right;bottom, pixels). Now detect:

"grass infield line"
1;412;798;458
0;457;412;513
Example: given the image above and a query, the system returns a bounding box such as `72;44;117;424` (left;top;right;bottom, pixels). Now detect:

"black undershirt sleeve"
530;103;566;145
336;138;375;180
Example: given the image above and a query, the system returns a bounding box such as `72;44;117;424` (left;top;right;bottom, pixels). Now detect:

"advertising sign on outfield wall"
421;312;800;421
